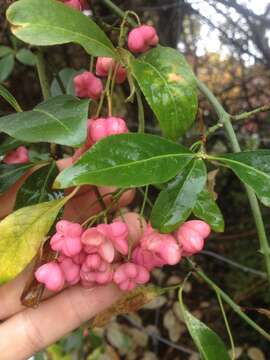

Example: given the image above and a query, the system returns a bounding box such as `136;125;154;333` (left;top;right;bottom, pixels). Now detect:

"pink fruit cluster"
35;217;210;293
60;0;88;11
72;117;128;162
128;25;159;54
3;146;29;165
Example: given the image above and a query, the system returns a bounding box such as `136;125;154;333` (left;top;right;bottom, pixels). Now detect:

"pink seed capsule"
140;225;181;265
59;258;80;285
132;247;165;270
50;233;82;257
96;57;127;84
98;222;129;256
175;220;211;256
35;262;65;292
3;146;29;165
128;25;159;54
74;71;103;100
80;258;113;285
113;262;150;291
89;117;128;143
81;227;115;263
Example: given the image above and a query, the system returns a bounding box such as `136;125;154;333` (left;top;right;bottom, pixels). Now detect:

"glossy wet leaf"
7;0;117;58
16;48;36;66
214;150;270;207
51;68;84;96
0;163;34;194
0;54;15;82
151;159;206;233
0;84;23;112
131;46;198;139
90;286;161;328
15;162;63;209
179;287;230;360
0;95;89;147
0;196;69;284
0;136;24;156
54;133;194;189
193;189;224;232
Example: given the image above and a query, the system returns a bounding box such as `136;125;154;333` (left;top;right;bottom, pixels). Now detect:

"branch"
232;103;270;121
196;78;270;287
100;0;137;27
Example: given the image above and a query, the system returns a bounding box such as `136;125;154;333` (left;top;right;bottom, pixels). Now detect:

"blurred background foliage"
1;0;270;359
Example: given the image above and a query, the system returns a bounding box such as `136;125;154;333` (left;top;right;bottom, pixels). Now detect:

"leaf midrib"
66;152;194;181
33;108;72;134
133;59;179;134
215;156;270;180
15;22;116;58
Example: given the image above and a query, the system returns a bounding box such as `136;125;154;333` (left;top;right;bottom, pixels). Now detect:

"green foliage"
0;46;14;58
7;0;118;58
179;287;230;360
0;95;89;147
0;196;69;284
16;48;36;66
131;46;198;139
151;159;207;233
0;54;15;82
193;189;225;232
213;150;270;206
0;84;23;112
15;162;62;209
54;133;195;188
0;162;34;194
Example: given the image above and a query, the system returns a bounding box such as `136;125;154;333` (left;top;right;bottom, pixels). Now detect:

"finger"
0;265;33;320
0;284;122;360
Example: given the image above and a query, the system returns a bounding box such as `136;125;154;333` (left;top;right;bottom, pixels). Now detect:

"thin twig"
232;103;270;121
201;250;267;278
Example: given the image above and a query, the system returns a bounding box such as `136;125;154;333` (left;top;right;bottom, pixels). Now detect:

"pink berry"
175;220;211;256
113;262;150;291
128;25;159;54
89;117;128;143
141;225;181;265
59;258;80;285
96;57;127;84
98;222;129;255
132;247;164;270
80;257;113;285
74;71;103;100
35;262;65;292
81;227;115;263
3;146;29;165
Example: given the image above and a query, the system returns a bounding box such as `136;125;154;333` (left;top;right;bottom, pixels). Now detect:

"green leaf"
0;162;34;194
0;137;24;156
178;287;230;360
0;95;89;147
213;150;270;207
15;162;63;209
0;196;69;284
51;68;84;96
0;83;23;112
54;133;194;189
151;159;207;233
0;54;15;82
7;0;117;59
131;46;198;139
193;189;224;232
0;46;14;58
16;48;36;66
